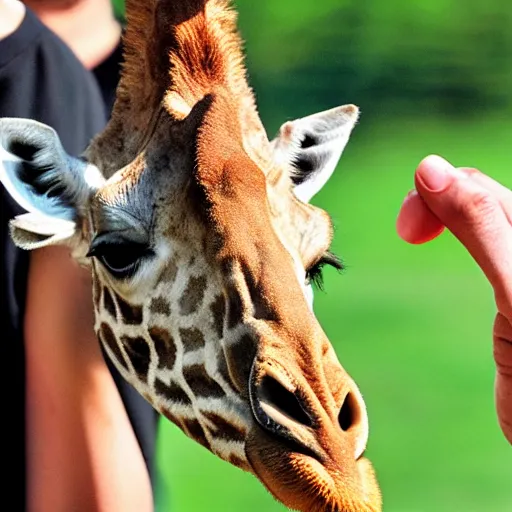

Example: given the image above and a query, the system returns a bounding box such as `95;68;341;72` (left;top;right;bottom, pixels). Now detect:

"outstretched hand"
397;155;512;444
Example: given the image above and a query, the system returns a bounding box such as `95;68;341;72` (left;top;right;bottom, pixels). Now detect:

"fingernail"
417;155;454;192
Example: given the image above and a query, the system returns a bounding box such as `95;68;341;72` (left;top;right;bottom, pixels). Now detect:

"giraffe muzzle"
248;359;368;461
245;358;381;512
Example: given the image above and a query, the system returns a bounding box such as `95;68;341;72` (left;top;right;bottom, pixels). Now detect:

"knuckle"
458;190;500;223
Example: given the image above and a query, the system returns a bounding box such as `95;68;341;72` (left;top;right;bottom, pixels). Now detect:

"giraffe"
0;1;382;511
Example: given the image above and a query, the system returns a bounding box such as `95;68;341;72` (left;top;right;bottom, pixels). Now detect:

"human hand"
396;155;512;444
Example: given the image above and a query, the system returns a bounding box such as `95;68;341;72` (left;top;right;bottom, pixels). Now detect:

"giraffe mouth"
245;425;381;512
245;359;381;512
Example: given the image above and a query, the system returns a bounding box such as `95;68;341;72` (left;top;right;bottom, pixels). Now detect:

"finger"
493;313;512;444
414;155;512;312
396;190;445;244
458;167;512;224
396;167;512;245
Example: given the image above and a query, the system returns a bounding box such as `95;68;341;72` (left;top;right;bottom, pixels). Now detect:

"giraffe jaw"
245;426;382;512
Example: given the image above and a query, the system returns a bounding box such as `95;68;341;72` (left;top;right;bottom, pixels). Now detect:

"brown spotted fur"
78;1;381;511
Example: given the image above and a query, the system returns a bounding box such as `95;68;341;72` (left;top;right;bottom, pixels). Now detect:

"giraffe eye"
88;242;149;279
305;251;343;290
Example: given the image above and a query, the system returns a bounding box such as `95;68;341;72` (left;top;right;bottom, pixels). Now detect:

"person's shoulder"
0;8;106;155
36;14;92;81
0;8;89;82
29;10;107;139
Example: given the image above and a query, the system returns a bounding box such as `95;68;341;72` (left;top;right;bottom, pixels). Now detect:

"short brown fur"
4;1;381;511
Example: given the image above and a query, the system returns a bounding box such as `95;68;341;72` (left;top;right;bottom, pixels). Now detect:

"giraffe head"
0;1;381;510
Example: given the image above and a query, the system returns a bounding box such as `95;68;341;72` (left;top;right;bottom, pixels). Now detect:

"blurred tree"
111;0;512;126
237;0;512;127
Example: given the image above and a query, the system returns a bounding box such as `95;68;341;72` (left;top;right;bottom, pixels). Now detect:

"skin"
0;1;153;509
23;0;121;69
25;247;153;512
397;155;512;444
0;0;25;38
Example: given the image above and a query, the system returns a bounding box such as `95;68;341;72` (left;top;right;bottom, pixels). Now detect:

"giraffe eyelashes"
305;251;343;290
87;240;152;279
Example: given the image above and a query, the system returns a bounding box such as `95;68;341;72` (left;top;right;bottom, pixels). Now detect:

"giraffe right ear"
271;105;359;203
0;118;104;250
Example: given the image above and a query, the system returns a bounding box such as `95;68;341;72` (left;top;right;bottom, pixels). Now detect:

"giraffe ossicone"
0;1;381;511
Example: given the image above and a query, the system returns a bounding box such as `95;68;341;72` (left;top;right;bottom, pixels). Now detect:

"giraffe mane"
86;0;269;177
164;0;248;114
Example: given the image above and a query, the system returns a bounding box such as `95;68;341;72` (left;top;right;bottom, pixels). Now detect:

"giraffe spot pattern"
99;322;128;370
159;260;178;283
103;287;118;319
183;364;225;398
179;327;205;351
149;326;177;370
229;454;250;472
226;285;244;329
210;294;226;338
216;346;237;394
182;418;211;450
179;275;207;315
116;295;143;325
155;379;192;405
202;411;246;443
241;262;280;322
224;334;257;395
120;335;150;380
149;296;171;316
160;407;181;427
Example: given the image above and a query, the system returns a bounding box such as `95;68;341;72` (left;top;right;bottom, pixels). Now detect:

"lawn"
155;112;511;512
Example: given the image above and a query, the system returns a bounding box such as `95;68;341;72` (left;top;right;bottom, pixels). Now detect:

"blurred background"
112;1;511;511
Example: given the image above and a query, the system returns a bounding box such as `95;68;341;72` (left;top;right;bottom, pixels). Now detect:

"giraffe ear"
0;118;104;250
271;105;359;203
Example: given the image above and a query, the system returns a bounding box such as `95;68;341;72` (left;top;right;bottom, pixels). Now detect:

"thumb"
415;155;512;312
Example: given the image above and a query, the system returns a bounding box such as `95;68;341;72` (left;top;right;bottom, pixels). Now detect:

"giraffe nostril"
257;375;313;429
338;392;360;432
338;389;369;460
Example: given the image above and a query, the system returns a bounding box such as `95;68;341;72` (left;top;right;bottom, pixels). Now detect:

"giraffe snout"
249;367;323;459
248;359;369;463
245;359;380;512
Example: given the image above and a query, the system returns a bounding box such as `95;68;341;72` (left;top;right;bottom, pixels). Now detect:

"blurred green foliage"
238;0;512;124
111;0;512;511
113;0;512;125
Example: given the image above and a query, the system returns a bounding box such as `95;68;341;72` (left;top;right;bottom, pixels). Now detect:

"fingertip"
397;191;445;244
417;154;455;173
414;155;457;194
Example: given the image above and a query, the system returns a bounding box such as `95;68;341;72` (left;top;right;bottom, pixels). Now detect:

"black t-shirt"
0;10;156;509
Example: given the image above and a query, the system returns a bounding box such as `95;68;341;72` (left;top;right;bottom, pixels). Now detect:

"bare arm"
25;246;153;512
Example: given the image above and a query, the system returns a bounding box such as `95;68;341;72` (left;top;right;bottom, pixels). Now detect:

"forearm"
25;247;153;512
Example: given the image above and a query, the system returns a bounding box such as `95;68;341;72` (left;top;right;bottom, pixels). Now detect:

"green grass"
155;113;512;512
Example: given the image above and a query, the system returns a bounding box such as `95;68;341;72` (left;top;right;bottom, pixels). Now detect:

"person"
397;155;512;444
23;0;160;481
0;0;153;509
23;0;124;114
